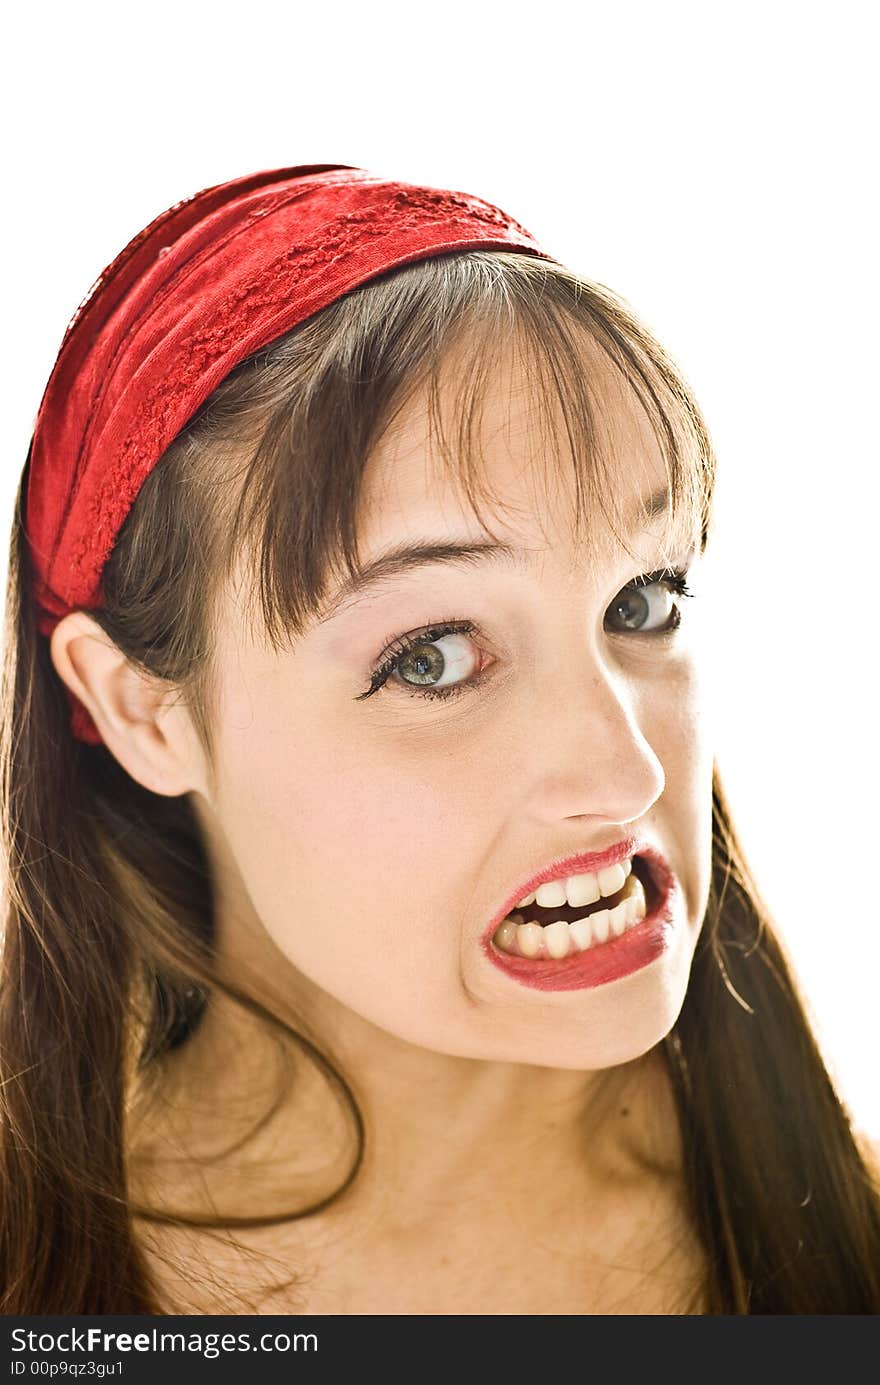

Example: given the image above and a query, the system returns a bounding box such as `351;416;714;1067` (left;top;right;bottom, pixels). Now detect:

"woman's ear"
49;611;208;798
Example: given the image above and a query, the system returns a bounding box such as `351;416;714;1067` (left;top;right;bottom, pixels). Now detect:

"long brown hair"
2;251;878;1312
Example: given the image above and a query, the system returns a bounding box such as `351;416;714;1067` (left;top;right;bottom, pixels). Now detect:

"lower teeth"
492;872;647;959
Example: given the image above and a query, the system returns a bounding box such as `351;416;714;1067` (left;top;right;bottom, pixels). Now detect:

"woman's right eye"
357;567;696;705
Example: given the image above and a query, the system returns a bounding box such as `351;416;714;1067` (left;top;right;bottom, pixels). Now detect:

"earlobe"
49;612;197;798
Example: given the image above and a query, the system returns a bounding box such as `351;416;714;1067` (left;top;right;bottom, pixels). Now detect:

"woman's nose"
520;656;665;828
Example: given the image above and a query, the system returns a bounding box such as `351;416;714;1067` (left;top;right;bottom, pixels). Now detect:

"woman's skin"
51;330;715;1312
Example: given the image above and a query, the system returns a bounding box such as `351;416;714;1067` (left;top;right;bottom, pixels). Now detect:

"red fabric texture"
24;164;555;743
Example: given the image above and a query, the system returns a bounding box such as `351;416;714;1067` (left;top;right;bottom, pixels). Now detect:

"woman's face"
196;336;715;1072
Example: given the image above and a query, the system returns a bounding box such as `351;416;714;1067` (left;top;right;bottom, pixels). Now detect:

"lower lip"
480;852;679;992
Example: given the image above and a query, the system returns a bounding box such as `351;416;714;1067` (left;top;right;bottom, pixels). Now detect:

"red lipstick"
480;843;679;992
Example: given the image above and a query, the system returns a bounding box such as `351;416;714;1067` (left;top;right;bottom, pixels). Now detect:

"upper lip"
482;835;649;943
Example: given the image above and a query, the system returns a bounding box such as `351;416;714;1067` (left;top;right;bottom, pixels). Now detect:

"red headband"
24;163;555;744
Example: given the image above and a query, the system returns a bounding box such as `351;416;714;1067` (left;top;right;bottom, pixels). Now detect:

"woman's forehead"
217;323;705;650
354;379;670;562
355;341;671;555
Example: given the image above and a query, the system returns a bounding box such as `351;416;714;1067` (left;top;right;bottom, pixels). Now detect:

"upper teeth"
515;858;634;911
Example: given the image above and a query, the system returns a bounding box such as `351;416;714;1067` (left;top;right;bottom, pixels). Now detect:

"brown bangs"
165;250;715;762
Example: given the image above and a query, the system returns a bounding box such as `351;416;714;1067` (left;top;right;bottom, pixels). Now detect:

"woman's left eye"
358;568;696;704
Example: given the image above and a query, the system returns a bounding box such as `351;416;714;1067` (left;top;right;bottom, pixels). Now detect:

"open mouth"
631;854;660;910
491;854;662;961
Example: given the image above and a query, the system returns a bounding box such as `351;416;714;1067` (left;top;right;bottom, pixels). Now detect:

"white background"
3;3;877;1135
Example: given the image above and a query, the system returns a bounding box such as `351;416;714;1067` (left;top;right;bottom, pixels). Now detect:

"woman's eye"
358;570;695;704
358;621;483;703
389;631;478;698
604;570;694;635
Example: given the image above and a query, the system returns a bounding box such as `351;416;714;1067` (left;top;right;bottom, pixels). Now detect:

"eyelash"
358;567;696;705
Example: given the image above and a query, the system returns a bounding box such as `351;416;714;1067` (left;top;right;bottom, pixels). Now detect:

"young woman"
2;165;878;1315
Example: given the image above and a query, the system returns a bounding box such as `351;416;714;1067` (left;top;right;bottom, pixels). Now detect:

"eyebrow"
316;485;672;623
